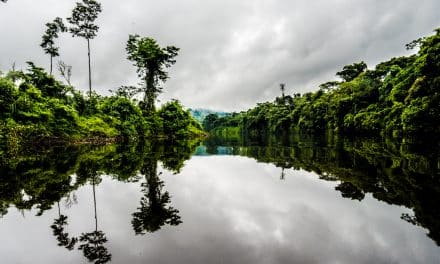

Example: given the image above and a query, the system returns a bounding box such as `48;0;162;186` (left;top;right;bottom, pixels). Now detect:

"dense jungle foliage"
204;28;440;139
0;63;203;145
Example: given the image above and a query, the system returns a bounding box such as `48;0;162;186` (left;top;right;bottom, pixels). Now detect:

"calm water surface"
0;138;439;263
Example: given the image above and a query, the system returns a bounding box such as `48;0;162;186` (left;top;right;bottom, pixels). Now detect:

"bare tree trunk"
87;39;92;98
50;55;53;76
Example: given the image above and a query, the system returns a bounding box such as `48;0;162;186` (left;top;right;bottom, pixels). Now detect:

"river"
0;136;439;263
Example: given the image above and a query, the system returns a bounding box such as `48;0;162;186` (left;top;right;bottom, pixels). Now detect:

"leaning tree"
67;0;102;97
40;17;66;75
126;35;179;113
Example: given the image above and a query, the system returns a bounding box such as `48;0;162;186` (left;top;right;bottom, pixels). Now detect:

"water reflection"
132;158;182;234
0;139;198;263
51;203;77;250
201;135;440;246
0;135;439;263
77;172;111;264
78;230;111;264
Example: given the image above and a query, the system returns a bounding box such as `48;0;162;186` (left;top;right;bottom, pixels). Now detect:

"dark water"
0;137;439;264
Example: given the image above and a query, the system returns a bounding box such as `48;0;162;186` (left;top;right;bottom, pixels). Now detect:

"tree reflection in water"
128;140;196;235
51;202;77;250
1;135;439;256
49;161;112;264
0;139;196;262
203;135;440;246
77;163;111;264
132;158;182;234
78;230;111;264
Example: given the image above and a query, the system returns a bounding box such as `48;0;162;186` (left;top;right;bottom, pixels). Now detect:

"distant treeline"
203;28;440;139
189;108;230;123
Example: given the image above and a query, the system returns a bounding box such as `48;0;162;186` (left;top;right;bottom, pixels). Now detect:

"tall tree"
67;0;102;98
126;35;179;113
40;17;66;75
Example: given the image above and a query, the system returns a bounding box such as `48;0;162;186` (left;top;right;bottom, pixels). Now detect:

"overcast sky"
1;0;439;111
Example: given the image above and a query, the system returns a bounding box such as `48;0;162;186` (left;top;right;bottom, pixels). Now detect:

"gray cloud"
1;0;439;111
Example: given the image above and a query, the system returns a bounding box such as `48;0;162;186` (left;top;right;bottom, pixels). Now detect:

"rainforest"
1;0;440;264
203;28;440;141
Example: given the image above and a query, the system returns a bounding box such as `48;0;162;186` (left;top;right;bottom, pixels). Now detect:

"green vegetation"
126;35;179;113
202;112;241;139
204;28;440;139
40;17;67;75
0;63;203;145
1;1;204;144
189;108;230;123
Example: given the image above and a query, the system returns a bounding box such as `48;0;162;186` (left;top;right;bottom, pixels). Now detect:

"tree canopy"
126;35;179;112
40;17;67;75
67;0;102;40
336;61;367;82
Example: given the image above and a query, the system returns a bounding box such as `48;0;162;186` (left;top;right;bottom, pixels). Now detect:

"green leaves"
0;78;17;118
126;35;179;81
40;17;66;57
41;17;67;74
158;100;193;139
67;0;102;40
336;61;367;82
22;62;69;98
126;35;179;112
204;28;440;138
